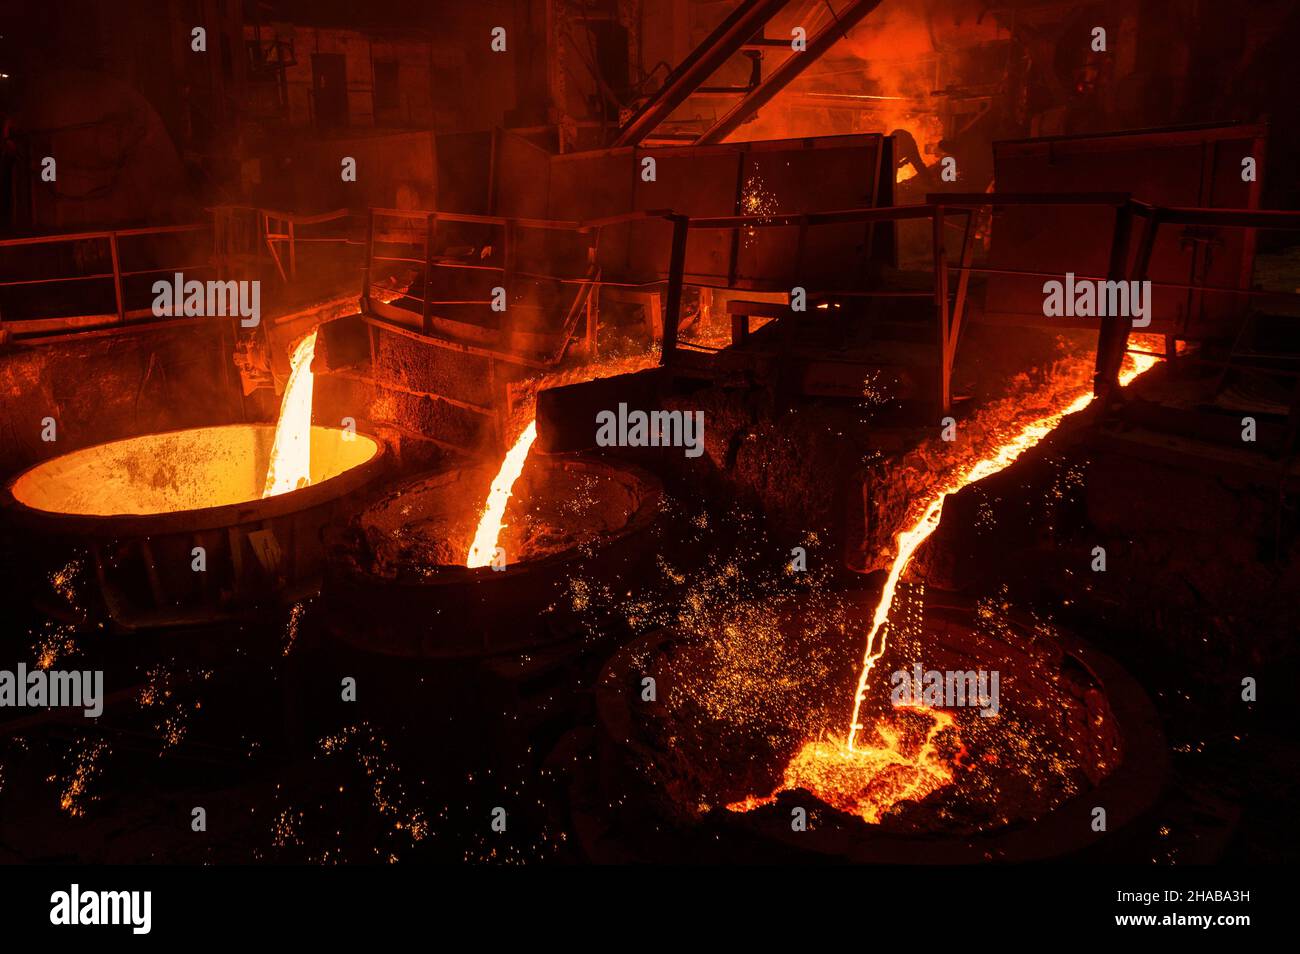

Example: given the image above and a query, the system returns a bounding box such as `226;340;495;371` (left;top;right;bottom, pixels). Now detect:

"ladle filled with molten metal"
459;350;659;568
6;327;383;520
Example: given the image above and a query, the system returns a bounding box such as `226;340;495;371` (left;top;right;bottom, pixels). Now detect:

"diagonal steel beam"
696;0;885;145
614;0;793;147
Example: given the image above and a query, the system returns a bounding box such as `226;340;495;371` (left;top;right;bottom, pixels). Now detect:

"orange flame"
466;420;538;568
262;331;318;498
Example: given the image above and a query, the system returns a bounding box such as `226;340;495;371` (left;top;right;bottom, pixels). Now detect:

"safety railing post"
662;214;690;366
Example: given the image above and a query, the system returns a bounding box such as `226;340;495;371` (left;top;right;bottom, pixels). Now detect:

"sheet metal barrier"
987;123;1266;339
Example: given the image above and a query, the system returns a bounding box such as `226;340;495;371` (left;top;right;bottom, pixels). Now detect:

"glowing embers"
599;588;1127;841
466;420;539;568
263;331;318;498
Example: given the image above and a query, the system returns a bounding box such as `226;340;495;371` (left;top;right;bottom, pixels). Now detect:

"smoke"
832;0;999;155
732;0;1005;156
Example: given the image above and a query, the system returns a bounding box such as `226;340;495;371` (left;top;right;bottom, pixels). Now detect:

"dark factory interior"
0;0;1297;889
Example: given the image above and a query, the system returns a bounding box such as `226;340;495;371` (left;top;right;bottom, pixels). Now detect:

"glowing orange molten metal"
734;344;1161;824
262;331;318;498
466;420;538;568
844;348;1159;752
729;706;959;822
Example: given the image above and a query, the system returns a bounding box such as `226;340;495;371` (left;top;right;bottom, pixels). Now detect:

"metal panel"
493;129;553;219
599;133;888;289
632;143;742;285
547;148;637;278
732;137;883;290
985;123;1265;336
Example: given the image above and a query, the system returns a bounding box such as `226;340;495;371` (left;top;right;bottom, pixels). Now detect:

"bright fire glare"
844;347;1160;752
465;420;538;568
728;706;961;822
262;331;319;498
735;343;1161;824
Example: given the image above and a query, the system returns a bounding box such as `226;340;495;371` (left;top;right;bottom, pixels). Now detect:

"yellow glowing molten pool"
9;424;379;517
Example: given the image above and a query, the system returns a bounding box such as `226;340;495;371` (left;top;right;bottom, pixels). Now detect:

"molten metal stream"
844;351;1159;751
731;347;1161;824
466;420;539;568
262;331;318;498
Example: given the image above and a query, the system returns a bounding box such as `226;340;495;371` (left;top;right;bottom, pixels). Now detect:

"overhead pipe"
696;0;885;145
614;0;793;147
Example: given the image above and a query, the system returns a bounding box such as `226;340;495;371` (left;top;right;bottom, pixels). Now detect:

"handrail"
210;205;349;226
1135;205;1300;230
9;193;1296;419
369;205;677;233
359;192;1300;417
672;192;1300;414
923;192;1133;207
0;223;214;338
0;222;206;249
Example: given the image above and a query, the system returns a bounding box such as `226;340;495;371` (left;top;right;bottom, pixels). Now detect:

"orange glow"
466;420;538;568
730;706;960;823
9;424;376;516
845;345;1160;751
733;341;1161;824
262;331;318;498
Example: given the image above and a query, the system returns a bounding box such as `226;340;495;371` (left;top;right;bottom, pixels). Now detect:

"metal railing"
0;204;359;341
9;193;1294;437
359;205;675;369
0;223;211;339
670;195;1152;413
359;194;1250;417
211;205;354;284
1112;201;1300;449
667;191;1300;425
